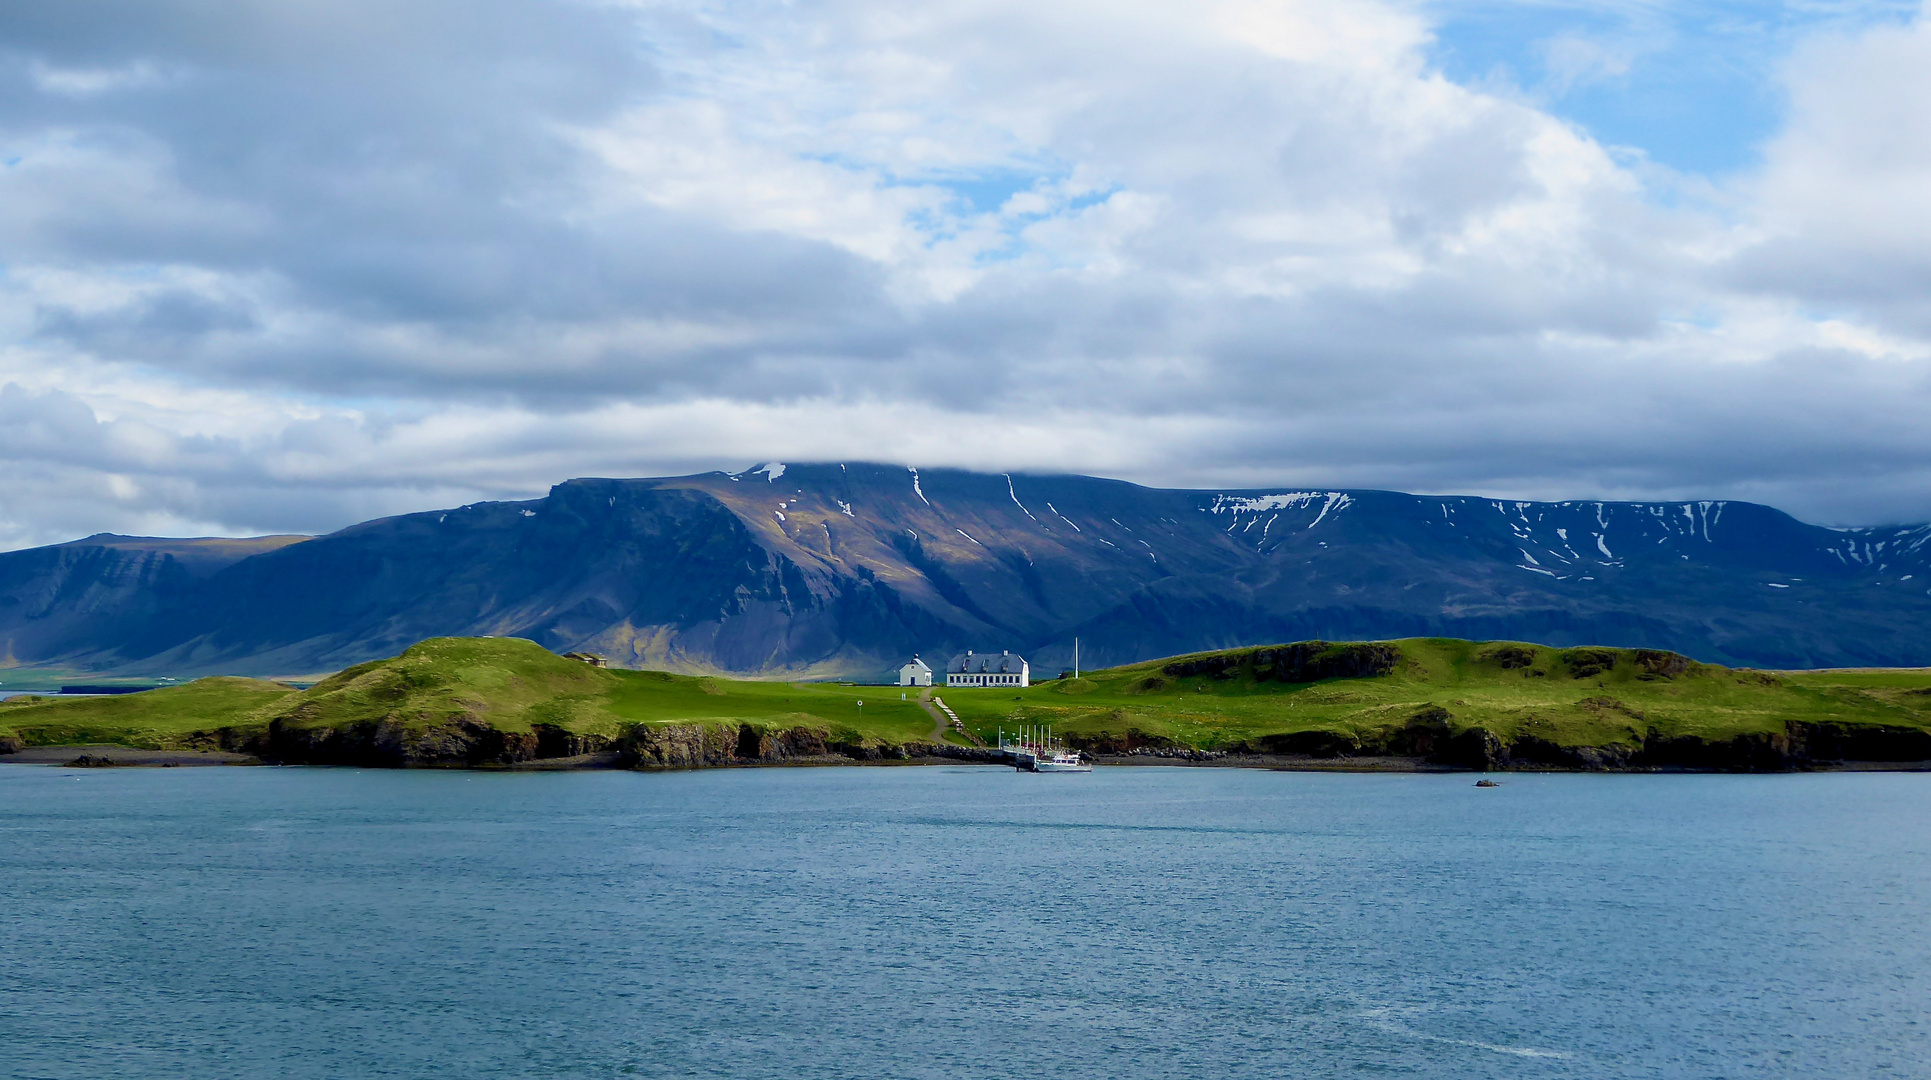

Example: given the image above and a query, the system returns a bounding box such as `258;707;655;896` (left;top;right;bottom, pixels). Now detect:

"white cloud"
1731;12;1931;333
0;0;1928;547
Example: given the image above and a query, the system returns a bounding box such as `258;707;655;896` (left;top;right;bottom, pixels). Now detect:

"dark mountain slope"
0;534;308;667
0;463;1927;676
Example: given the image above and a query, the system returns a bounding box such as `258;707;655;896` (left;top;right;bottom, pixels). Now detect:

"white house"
898;656;933;687
946;649;1029;688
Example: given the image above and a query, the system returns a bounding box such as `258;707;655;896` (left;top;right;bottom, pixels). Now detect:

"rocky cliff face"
249;719;618;768
217;717;993;770
1204;715;1931;773
615;722;998;768
2;463;1929;677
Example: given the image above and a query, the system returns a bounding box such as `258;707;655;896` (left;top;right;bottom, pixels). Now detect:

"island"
2;636;1928;771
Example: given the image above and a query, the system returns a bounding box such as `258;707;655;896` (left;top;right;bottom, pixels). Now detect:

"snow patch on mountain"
1207;492;1353;529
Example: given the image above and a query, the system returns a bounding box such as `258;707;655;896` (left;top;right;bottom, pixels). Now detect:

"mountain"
1;463;1928;677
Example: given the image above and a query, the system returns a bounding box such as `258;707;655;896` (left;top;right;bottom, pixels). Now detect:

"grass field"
0;678;298;748
3;636;1928;757
933;638;1931;752
0;637;935;750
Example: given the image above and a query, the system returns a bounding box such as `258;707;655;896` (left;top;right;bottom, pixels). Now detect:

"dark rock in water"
1474;779;1500;787
65;754;119;767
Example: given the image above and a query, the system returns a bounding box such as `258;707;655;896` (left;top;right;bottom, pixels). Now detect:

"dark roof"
946;650;1027;674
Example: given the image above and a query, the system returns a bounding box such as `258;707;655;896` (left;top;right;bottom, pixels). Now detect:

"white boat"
999;726;1091;772
1028;748;1092;773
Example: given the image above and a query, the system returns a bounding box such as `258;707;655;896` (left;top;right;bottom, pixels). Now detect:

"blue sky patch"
1424;0;1919;175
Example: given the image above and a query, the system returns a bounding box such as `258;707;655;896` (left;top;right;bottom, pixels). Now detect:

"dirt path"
917;687;948;742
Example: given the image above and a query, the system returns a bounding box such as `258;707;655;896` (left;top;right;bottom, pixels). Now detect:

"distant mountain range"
2;463;1929;677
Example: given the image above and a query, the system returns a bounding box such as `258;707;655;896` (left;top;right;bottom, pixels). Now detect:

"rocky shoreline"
2;745;262;767
1067;711;1931;773
6;715;1931;773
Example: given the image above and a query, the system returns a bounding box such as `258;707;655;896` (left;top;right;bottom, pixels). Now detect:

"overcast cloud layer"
3;0;1931;548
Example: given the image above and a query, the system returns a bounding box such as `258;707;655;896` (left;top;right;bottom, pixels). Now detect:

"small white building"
898;656;933;687
947;649;1029;688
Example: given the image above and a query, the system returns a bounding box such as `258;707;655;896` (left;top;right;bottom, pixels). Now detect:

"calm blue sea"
2;764;1928;1079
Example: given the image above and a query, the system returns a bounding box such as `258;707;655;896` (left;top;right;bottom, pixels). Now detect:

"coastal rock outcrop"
254;717;613;767
1426;719;1931;773
1792;722;1931;763
618;721;1007;769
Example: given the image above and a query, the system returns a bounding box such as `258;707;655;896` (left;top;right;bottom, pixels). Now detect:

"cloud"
0;0;1928;548
1730;13;1931;334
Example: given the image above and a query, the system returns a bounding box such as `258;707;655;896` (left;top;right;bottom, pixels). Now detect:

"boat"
1029;748;1092;773
997;726;1092;772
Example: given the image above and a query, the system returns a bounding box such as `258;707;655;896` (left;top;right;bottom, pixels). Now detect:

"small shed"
898;656;933;687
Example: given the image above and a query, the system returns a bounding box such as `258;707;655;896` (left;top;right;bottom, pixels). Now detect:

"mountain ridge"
2;462;1928;677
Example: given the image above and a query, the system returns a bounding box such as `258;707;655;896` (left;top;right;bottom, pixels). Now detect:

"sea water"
1;765;1927;1079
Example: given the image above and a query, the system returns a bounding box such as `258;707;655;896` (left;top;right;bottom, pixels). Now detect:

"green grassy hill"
1;637;935;765
4;636;1928;769
937;639;1931;768
0;677;299;749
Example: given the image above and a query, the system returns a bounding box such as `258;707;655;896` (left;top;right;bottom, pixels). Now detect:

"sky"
3;0;1931;548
